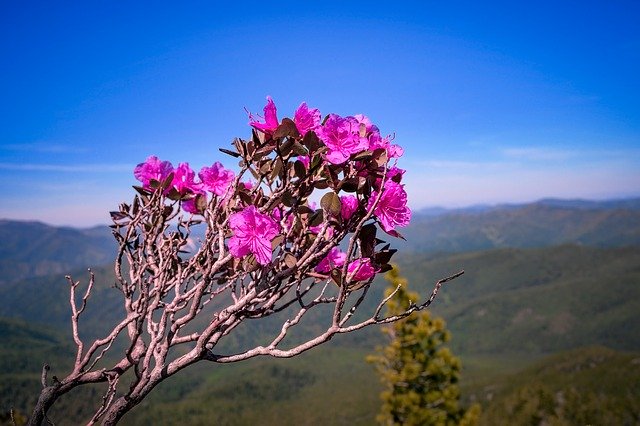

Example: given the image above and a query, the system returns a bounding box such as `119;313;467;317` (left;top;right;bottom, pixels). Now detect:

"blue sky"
1;1;639;226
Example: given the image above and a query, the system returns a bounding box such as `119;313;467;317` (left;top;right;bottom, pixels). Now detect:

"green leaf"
302;131;323;152
133;185;152;196
352;150;373;161
273;118;301;139
110;211;128;221
291;142;308;156
269;158;283;181
359;223;377;258
313;179;329;190
297;205;314;214
166;188;181;201
219;148;241;158
271;234;285;249
374;248;397;265
320;192;342;217
282;191;293;207
195;194;208;212
309;210;324;227
294;160;307;179
330;268;342;286
284;253;297;269
339;177;366;193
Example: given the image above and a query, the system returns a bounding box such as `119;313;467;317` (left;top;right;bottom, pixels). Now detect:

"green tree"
368;267;481;426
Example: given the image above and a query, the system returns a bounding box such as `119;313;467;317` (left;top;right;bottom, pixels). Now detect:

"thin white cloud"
500;146;640;162
407;159;514;169
501;147;577;161
0;162;133;173
1;142;87;153
404;159;640;210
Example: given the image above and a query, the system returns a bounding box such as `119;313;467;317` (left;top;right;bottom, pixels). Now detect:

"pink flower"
340;195;358;220
316;114;368;164
315;247;347;273
352;114;374;133
368;182;411;233
171;163;201;195
347;258;377;281
294;102;321;136
228;206;280;265
182;194;206;214
387;142;404;158
249;96;279;135
241;180;255;190
374;166;406;188
199;162;235;196
367;134;404;159
309;223;334;239
134;156;174;189
387;166;405;183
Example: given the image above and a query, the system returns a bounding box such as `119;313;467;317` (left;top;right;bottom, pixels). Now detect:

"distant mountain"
1;197;638;287
1;243;639;424
401;199;640;253
395;245;640;354
415;197;640;216
476;346;640;425
0;220;116;284
0;263;124;341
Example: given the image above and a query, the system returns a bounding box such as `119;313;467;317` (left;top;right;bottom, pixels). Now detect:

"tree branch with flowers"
28;97;462;425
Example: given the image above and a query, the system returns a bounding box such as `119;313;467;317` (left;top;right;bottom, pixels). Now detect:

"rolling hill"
0;220;115;285
1;198;639;424
401;199;640;253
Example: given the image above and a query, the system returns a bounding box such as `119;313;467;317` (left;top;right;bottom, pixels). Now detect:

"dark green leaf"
302;131;323;152
297;205;313;214
339;177;364;192
269;158;283;181
238;191;252;205
352;150;373;161
271;234;285;249
233;138;247;158
313;179;329;190
309;210;324;227
378;263;393;273
242;255;260;272
279;138;294;156
330;268;342;286
110;211;128;221
291;142;308;156
196;194;208;212
284;253;297;269
166;188;181;201
219;148;241;158
375;248;397;265
294;160;306;179
133;185;152;196
320;192;342;217
282;191;293;207
273;118;301;139
359;223;377;258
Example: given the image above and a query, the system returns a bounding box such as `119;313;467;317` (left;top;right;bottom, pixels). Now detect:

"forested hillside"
1;198;638;424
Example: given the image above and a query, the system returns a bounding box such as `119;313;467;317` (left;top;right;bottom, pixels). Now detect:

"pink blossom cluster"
134;158;235;214
249;98;403;165
133;96;413;285
315;247;378;282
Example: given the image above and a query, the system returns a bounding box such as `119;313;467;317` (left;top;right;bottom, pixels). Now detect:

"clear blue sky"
1;1;639;226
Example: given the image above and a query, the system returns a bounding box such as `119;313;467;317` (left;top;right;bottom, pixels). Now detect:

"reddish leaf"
273;118;301;139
